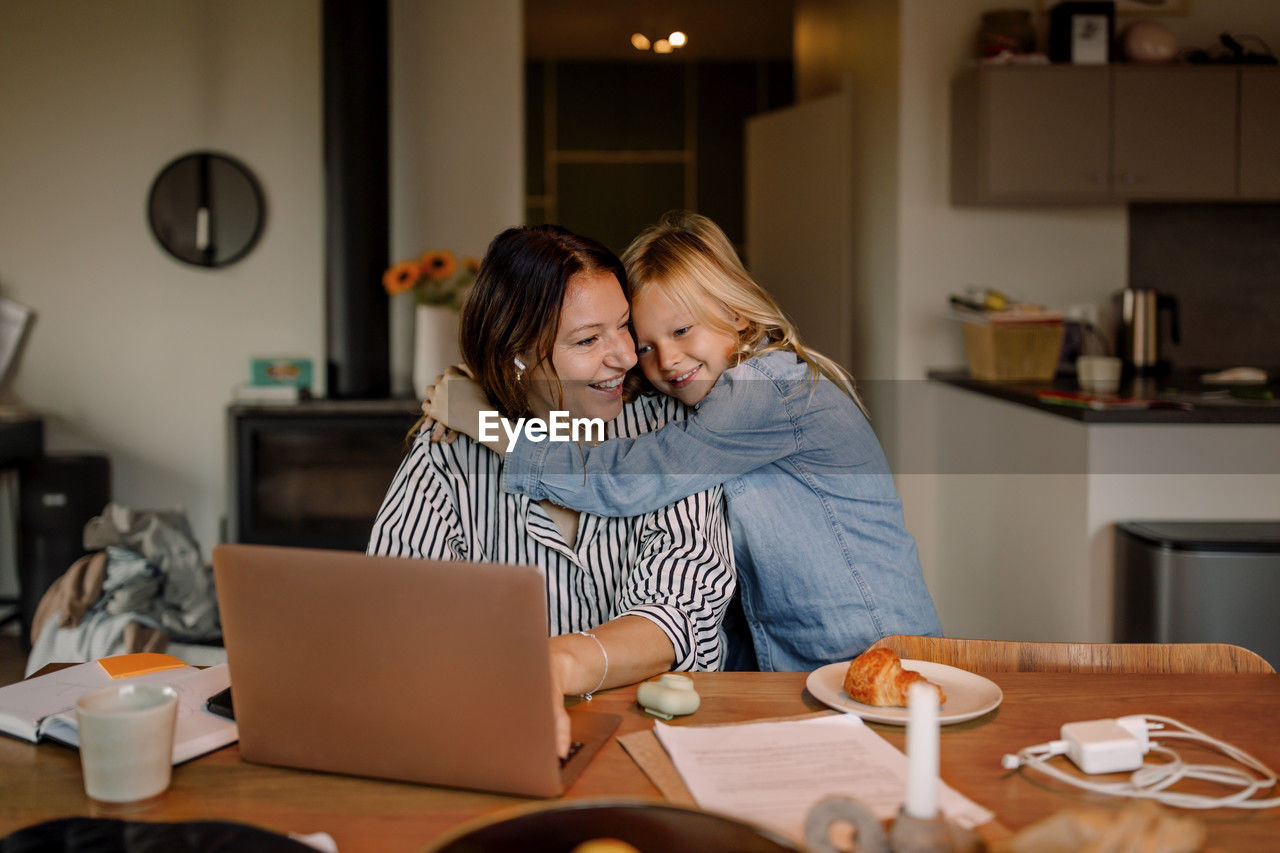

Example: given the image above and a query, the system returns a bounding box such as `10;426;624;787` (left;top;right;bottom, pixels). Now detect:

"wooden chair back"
867;635;1275;675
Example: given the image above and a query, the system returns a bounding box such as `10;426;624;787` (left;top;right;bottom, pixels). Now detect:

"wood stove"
227;400;419;551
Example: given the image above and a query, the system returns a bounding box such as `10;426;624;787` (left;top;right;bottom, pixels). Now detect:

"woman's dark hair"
458;225;626;419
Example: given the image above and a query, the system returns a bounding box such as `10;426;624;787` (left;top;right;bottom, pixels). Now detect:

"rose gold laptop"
210;544;620;797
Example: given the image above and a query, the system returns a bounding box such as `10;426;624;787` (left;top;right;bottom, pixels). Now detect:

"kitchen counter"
919;375;1279;646
928;368;1280;423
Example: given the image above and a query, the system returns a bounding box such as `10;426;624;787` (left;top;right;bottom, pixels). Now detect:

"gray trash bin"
1114;521;1280;669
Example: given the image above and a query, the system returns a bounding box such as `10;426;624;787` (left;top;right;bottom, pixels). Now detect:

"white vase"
412;304;461;399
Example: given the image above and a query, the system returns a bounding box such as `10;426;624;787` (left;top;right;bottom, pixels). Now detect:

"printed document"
654;714;992;842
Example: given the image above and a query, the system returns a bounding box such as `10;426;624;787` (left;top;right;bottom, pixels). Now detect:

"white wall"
1;0;523;554
0;0;324;552
795;0;902;381
747;91;855;369
892;0;1128;588
389;0;524;396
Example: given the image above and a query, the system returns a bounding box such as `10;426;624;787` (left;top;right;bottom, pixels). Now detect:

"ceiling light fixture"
630;29;687;53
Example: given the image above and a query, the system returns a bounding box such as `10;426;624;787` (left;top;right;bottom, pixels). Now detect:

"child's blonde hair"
622;211;866;413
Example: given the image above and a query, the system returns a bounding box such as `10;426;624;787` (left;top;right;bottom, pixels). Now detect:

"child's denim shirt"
503;349;942;672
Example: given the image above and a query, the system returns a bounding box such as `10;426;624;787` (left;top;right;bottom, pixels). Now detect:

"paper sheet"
653;714;993;843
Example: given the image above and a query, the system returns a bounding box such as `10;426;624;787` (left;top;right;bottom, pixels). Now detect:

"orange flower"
463;256;481;276
418;250;457;280
382;260;419;295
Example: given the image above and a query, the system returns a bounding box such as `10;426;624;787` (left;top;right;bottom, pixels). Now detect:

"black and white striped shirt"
367;395;735;671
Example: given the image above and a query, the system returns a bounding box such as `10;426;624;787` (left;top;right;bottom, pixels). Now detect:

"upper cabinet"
951;66;1280;205
1112;68;1237;199
1240;69;1280;197
952;67;1110;203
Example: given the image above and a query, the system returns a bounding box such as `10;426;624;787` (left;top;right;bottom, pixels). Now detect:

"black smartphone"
205;687;235;720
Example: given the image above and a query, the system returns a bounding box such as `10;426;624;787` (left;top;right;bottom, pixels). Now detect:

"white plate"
805;659;1003;725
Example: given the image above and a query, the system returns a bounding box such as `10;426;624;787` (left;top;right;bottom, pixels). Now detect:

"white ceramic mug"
1077;355;1122;395
76;683;179;803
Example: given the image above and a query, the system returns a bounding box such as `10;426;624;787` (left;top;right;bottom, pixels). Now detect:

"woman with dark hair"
367;225;734;755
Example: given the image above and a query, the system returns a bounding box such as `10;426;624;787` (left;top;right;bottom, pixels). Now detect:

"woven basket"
963;322;1065;381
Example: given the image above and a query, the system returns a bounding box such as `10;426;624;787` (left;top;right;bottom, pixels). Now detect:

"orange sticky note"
97;653;188;679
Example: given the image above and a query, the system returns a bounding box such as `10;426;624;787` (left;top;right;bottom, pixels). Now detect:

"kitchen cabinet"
951;66;1111;203
951;65;1271;205
1240;69;1280;198
1112;67;1236;199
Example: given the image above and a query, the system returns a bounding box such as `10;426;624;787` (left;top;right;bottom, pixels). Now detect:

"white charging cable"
1001;714;1280;810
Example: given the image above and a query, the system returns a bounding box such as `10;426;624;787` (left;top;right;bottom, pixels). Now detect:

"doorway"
524;1;795;256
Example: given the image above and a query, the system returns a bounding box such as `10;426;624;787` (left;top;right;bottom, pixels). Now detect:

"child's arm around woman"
502;350;881;518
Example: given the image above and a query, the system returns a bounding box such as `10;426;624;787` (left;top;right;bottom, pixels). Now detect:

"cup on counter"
76;683;178;804
1077;355;1122;395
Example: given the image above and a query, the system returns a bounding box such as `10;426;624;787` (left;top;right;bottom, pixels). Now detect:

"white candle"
904;681;939;819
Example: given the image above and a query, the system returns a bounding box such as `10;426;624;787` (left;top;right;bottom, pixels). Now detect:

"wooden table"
2;671;1278;850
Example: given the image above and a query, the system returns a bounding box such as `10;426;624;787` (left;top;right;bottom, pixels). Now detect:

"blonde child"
428;212;941;671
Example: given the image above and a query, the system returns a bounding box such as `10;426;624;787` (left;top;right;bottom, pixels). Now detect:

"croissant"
842;648;946;707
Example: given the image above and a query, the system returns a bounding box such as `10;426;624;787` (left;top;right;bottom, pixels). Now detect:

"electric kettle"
1116;288;1180;375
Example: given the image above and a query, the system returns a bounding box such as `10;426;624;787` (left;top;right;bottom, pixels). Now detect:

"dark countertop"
929;369;1280;424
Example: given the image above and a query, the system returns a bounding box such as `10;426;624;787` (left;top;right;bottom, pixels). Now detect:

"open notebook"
0;657;237;764
211;544;620;798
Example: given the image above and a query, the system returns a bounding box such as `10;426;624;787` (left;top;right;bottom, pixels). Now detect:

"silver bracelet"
576;630;608;700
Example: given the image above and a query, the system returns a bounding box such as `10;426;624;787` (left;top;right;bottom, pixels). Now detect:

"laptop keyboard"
559;741;584;768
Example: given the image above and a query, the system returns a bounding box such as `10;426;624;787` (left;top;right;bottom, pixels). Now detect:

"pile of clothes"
26;503;225;676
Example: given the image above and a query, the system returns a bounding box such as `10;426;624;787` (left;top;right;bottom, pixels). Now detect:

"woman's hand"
426;418;457;444
420;369;460;444
545;618;676;758
421;365;495;448
547;644;585;759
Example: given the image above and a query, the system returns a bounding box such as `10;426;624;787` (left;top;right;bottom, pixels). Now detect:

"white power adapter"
1005;713;1280;809
1061;715;1150;774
